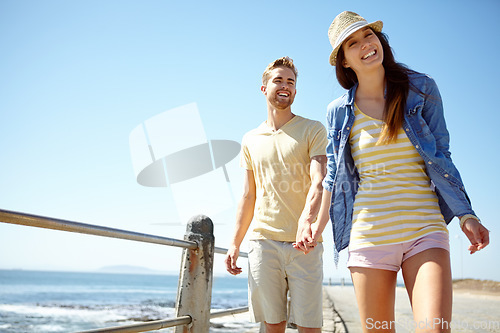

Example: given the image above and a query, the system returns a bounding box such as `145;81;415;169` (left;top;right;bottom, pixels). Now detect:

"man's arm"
294;155;327;253
225;169;256;275
311;188;332;242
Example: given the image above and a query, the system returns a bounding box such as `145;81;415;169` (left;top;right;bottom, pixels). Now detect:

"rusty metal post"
174;215;215;333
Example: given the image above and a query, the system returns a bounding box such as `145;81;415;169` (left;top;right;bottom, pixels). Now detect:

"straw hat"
328;11;383;66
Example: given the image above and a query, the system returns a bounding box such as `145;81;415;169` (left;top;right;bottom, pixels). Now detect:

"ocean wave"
0;304;129;321
0;302;254;333
0;270;250;332
211;312;259;332
1;287;178;295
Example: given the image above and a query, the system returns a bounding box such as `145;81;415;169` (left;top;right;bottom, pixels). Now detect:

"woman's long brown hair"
336;30;414;144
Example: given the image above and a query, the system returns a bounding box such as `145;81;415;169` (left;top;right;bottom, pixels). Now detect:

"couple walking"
225;11;490;333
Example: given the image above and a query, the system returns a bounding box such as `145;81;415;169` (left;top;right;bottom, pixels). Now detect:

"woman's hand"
461;219;490;254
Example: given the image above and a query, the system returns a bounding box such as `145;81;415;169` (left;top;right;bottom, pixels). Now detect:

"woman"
296;11;490;332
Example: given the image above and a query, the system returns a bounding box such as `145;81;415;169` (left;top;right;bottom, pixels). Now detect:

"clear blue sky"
0;0;498;282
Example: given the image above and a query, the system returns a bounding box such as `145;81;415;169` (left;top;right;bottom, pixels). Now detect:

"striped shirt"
349;104;447;250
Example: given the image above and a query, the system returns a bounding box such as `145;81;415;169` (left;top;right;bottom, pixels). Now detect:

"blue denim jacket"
322;71;475;253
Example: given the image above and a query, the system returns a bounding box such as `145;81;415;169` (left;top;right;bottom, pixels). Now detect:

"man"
225;57;327;333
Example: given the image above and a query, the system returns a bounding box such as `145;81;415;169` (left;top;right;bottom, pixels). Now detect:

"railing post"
175;215;215;333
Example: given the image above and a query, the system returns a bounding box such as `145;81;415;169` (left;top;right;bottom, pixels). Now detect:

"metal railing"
79;307;250;333
0;208;248;333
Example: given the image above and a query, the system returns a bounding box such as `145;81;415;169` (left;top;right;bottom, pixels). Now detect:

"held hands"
225;246;242;275
461;219;490;254
293;220;319;254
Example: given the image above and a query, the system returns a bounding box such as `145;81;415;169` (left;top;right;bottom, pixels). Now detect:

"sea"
0;269;258;333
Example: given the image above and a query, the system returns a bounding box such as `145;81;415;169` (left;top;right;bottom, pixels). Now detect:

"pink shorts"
347;232;450;272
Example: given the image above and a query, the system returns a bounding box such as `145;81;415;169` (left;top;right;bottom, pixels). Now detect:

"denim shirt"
322;71;475;254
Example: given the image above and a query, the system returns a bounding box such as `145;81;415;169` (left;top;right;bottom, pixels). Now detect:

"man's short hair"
262;56;298;85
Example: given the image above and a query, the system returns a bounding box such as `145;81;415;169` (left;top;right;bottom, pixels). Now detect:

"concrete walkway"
323;285;500;332
239;285;500;332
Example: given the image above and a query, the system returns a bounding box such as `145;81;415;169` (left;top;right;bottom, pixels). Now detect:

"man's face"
261;67;296;110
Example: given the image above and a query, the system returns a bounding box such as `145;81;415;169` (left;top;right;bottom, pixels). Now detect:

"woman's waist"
351;212;447;234
355;179;436;195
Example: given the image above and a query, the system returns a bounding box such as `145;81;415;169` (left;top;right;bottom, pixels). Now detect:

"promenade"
323;285;500;332
241;285;500;332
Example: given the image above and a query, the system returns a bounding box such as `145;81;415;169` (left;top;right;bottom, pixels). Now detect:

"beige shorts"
248;239;323;328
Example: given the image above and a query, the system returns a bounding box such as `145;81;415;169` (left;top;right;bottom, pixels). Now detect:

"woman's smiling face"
341;27;384;73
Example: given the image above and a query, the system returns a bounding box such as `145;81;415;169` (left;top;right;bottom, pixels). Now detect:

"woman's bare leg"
350;267;398;332
402;248;452;333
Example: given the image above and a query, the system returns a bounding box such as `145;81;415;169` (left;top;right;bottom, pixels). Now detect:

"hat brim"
329;20;383;66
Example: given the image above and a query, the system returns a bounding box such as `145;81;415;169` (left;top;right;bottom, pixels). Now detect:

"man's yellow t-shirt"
241;115;327;242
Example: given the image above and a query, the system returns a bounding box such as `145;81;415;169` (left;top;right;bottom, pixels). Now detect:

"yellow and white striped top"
349;104;447;250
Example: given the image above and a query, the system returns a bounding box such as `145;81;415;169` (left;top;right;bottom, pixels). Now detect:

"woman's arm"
420;76;490;251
